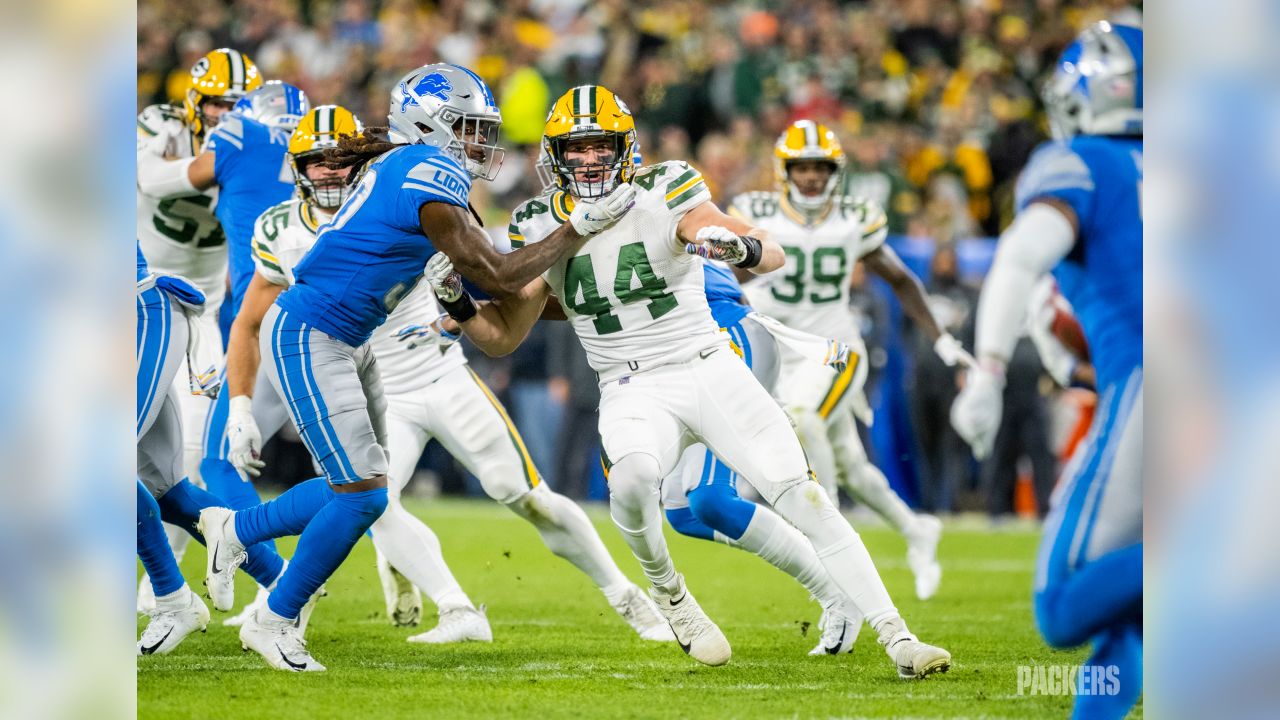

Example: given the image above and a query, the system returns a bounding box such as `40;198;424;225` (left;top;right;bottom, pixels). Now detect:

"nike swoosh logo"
211;542;223;573
669;591;687;607
824;623;848;654
276;644;308;671
141;627;174;655
699;348;717;359
458;93;472;99
677;637;692;655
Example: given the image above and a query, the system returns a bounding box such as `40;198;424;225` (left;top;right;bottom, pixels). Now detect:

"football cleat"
138;587;209;656
878;619;951;679
239;607;325;672
376;549;422;627
223;585;269;627
611;584;676;641
808;603;860;656
650;575;731;666
906;515;943;601
407;604;492;644
197;507;246;612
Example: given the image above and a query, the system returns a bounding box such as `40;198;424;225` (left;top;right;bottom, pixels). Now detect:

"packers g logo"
191;57;210;78
615;96;632;116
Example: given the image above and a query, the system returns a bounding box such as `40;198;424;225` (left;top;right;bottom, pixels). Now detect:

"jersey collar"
779;192;833;227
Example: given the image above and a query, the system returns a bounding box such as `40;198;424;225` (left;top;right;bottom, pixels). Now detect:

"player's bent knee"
606;453;662;503
665;507;716;541
687;484;755;541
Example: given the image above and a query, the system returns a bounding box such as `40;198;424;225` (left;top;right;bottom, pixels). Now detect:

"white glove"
226;396;265;478
424;252;463;303
950;367;1005;460
393;314;460;350
933;333;976;368
685;225;747;264
569;183;638;235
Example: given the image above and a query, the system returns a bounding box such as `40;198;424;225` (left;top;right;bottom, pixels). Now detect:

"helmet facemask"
547;131;633;200
292;151;350;211
783;159;841;212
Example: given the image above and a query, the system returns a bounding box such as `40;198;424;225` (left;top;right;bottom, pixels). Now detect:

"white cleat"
197;507;246;612
376;549;422;627
650;575;731;666
878;620;951;679
612;584;676;641
224;585;269;627
239;607;326;672
138;587;209;656
137;574;156;615
907;515;943;601
808;603;860;656
407;604;492;644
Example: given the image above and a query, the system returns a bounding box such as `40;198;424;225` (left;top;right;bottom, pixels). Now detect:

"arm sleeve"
136;150;197;198
973;202;1077;363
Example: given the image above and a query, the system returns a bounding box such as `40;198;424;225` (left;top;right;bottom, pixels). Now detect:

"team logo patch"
399;73;453;112
191;57;210;78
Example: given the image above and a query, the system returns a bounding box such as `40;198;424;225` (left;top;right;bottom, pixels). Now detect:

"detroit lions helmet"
1043;22;1143;140
387;63;504;181
233;80;311;132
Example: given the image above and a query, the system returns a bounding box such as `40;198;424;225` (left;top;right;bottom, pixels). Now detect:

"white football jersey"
251;198;465;391
136;104;227;307
509;161;724;379
733;191;887;343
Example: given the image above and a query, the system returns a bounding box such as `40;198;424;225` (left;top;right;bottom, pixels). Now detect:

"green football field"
138;497;1137;719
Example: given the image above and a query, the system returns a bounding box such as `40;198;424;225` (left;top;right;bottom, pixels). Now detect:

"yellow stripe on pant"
465;367;541;489
816;352;860;419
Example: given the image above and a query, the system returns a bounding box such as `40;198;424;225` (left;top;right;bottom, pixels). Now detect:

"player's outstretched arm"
677;200;784;274
424;252;551;357
864;243;974;368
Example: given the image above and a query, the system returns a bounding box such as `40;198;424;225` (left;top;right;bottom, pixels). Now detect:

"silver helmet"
388;63;504;180
232;80;310;132
1043;22;1143;140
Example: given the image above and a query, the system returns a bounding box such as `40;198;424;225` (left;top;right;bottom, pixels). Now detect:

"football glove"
424;252;464;303
950;366;1005;460
226;396;266;478
685;226;762;268
393;314;460;350
569;183;638;236
933;333;976;368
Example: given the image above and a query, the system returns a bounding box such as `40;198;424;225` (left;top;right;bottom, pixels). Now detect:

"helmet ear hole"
415;122;432;134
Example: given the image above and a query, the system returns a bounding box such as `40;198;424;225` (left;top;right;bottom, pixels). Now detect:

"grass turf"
138;497;1136;719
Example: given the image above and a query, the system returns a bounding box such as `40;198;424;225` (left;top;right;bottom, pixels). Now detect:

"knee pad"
607;453;663;504
665;506;716;541
687;483;756;541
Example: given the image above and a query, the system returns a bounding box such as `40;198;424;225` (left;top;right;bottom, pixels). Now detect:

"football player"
734;120;973;601
427;85;951;678
951;23;1143;719
197;64;636;671
212;103;671;643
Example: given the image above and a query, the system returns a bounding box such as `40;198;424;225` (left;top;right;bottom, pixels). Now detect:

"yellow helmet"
541;85;637;199
774;120;846;212
182;48;263;136
288;105;364;210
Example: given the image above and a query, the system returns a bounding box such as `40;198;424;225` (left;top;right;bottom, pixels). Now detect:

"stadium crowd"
136;0;1140;520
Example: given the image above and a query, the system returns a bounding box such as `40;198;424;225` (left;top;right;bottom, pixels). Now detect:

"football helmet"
774;120;846;212
542;85;638;199
387;63;504;180
1043;22;1143;140
289;105;364;210
182;48;263;136
232;81;310;132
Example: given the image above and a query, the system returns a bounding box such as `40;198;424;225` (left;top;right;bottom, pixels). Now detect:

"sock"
772;480;898;623
789;408;840;504
158;479;286;588
154;587;191;612
608;454;679;594
508;483;631;600
235;476;334;546
725;504;850;612
370;499;473;612
829;413;917;535
201;457;279;553
1036;543;1143;648
1072;621;1142;720
267;487;388;619
136;481;185;597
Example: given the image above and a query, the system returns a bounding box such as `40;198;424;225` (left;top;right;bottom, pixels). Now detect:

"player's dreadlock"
323;126;405;184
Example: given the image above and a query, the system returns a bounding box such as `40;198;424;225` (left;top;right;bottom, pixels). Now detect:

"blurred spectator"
981;337;1056;521
506;323;565;479
547;322;601;500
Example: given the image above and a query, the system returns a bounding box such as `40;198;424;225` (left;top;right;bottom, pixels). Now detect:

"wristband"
733;235;763;269
438;290;478;323
229;395;254;414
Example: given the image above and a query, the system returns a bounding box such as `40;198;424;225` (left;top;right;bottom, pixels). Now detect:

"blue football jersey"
276;143;472;346
206;114;296;315
702;262;752;328
1015;135;1142;390
137;243;149;282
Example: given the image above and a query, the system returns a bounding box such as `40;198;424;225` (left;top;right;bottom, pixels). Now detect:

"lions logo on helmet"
289;105;364;210
542;85;637;199
774;120;846;213
182;48;263;137
387;63;504;181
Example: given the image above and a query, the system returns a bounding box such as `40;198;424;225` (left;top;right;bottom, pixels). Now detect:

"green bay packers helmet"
774;120;846;212
542;85;637;199
182;48;263;137
289;105;364;209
